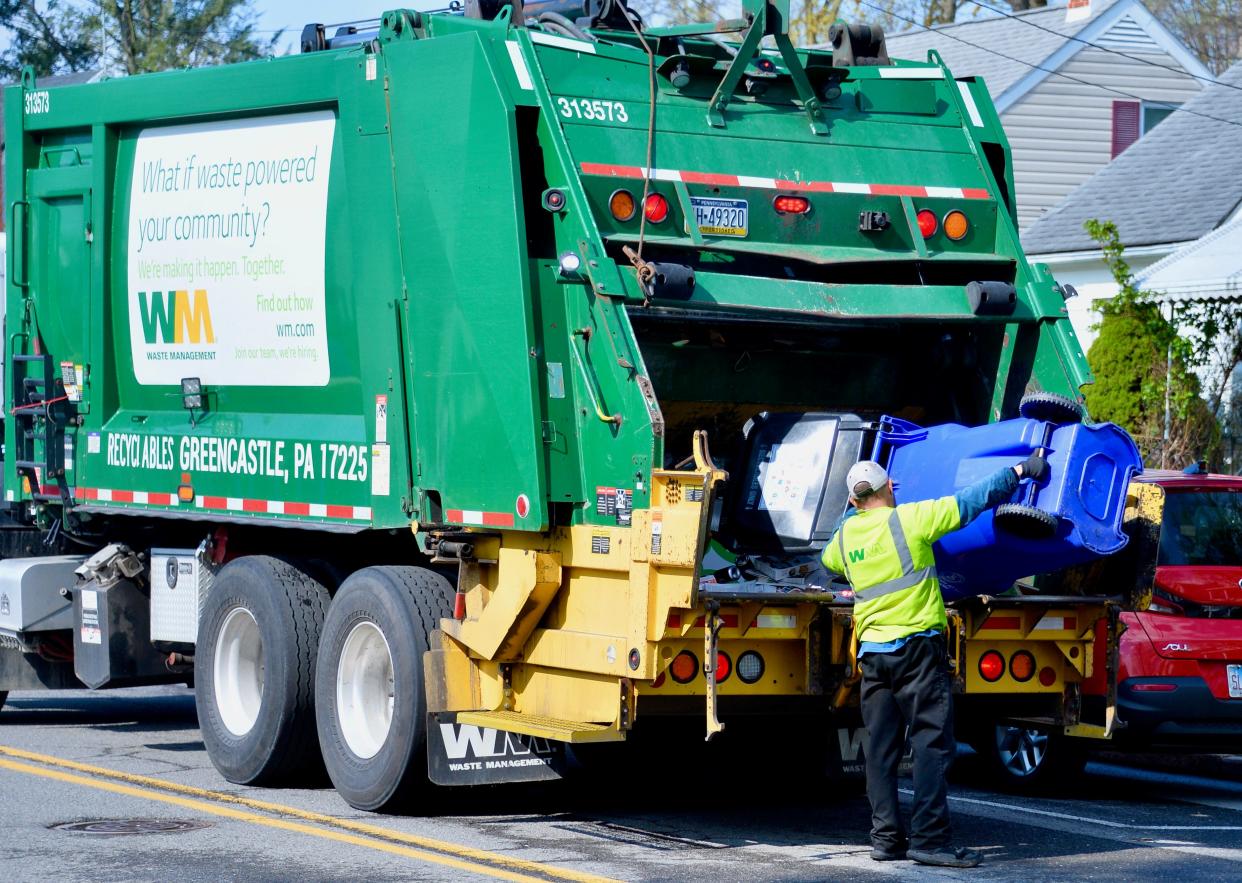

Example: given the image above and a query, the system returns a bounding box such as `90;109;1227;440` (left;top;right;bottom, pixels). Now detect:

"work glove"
1016;454;1049;482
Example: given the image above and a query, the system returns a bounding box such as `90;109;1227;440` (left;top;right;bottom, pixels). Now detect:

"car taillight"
1009;650;1035;682
713;651;732;683
1131;682;1178;692
916;208;938;238
644;193;669;223
978;650;1004;682
773;195;810;215
670;650;698;684
943;209;969;241
609;189;636;222
1149;588;1185;615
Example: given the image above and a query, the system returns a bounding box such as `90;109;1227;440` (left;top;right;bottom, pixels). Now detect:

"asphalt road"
2;686;1241;882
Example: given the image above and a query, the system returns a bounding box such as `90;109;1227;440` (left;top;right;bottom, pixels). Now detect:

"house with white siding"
1023;62;1242;352
885;0;1210;231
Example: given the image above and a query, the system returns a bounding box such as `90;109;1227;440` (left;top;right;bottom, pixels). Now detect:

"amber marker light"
943;209;969;241
670;650;698;684
609;189;636;222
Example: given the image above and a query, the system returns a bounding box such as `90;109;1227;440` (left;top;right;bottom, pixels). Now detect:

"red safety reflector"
980;616;1021;631
1038;666;1057;687
644;193;670;223
978;650;1004;682
773;195;810;215
714;651;732;683
670;650;698;684
917;209;938;238
1131;682;1178;692
651;671;666;689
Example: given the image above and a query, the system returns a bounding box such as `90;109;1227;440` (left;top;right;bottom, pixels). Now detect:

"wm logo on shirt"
137;290;216;344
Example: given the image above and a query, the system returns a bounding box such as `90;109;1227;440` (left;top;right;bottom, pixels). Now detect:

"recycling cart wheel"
196;556;330;785
315;566;453;812
993;503;1058;540
1018;392;1084;425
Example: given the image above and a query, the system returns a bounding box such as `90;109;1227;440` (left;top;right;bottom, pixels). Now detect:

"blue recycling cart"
872;396;1143;600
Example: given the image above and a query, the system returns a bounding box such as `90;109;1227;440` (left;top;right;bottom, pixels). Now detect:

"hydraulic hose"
538;11;596;42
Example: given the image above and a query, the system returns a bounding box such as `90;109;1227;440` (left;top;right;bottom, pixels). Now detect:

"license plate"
691;197;748;238
1229;664;1242;698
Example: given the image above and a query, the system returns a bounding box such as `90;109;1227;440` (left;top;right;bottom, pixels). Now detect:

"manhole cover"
51;818;212;836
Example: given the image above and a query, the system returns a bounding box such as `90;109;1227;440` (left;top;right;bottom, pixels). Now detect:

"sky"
253;1;444;53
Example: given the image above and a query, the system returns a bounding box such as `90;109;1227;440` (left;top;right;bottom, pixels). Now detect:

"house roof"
1136;211;1242;302
883;0;1208;112
1023;62;1242;256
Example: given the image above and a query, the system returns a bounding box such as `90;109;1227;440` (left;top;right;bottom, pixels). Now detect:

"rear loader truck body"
1;1;1145;809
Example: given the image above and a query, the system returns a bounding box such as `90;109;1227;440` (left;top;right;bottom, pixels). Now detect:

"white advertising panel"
127;111;335;386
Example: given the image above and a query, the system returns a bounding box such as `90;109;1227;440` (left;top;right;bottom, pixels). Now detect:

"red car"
975;470;1242;789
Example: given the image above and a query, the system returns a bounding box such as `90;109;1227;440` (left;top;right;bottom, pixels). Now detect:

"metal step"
454;710;623;744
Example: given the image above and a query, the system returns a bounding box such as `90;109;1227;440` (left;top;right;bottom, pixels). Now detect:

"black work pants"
859;633;954;852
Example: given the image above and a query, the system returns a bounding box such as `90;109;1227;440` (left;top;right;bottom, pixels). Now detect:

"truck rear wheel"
195;556;330;785
315;566;452;812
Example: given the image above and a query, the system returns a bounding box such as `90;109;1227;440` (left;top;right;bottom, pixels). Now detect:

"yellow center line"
0;746;619;883
0;757;543;882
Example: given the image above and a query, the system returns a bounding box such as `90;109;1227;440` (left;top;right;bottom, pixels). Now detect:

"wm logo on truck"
138;290;216;344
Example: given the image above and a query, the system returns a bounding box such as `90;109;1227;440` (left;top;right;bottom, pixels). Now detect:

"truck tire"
195;556;330;786
975;723;1087;793
315;566;452;812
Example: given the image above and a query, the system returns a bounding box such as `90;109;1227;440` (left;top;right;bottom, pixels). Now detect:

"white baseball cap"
846;460;889;498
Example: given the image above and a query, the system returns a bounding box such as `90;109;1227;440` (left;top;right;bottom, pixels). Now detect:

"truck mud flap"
826;726;913;779
427;712;567;786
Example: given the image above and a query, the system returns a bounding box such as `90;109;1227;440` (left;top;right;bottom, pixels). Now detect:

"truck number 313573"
24;90;50;114
556;97;629;123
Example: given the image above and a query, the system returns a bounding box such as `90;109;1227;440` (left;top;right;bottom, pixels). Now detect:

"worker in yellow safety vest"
823;454;1048;869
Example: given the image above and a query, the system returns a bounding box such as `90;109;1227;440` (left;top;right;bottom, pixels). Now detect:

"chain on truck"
0;0;1162;809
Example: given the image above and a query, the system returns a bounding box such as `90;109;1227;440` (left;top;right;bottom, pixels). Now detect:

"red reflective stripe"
148;493;174;506
446;509;464;522
871;184;927;197
580;162;643;179
667;613;681;628
284;501;311;516
774;179;802;189
804;181;836;193
241;498;266;513
110;490;134;503
75;487;88;500
481;511;516;527
1065;617;1077;630
200;496;228;510
980;615;1021;630
692;614;739;628
681;170;735;186
326;504;354;520
962;188;991;200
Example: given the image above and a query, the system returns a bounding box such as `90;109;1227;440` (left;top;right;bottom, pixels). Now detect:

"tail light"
916;208;938;238
943;210;969;241
1148;588;1185;615
609;189;636;222
773;195;810;215
713;651;732;683
670;650;698;684
978;650;1004;682
736;650;765;684
644;193;669;223
1009;650;1035;682
1131;682;1178;692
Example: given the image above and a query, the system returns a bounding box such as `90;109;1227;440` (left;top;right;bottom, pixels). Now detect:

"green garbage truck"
1;1;1141;810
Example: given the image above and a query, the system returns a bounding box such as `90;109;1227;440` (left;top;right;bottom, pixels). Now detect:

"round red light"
670;650;698;684
978;650;1004;682
774;195;810;215
1038;666;1057;687
713;651;732;683
916;209;937;238
644;193;669;223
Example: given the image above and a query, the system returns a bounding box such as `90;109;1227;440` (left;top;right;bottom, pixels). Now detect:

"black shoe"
907;846;983;868
870;845;907;862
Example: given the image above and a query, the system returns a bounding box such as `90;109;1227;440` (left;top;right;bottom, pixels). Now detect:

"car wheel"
315;566;452;812
196;556;330;785
979;723;1087;792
